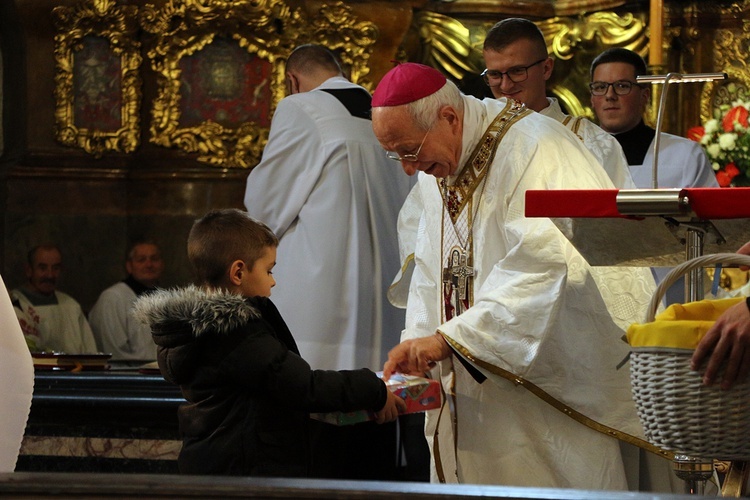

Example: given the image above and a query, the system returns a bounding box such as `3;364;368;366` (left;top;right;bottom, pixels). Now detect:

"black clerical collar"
611;120;655;166
123;275;157;296
319;88;372;120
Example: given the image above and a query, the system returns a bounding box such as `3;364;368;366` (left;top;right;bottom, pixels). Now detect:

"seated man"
11;244;97;353
89;240;163;362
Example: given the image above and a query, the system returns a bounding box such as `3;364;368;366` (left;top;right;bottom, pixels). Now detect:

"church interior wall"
1;0;748;315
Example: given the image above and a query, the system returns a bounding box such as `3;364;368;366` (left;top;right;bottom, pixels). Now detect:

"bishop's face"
372;105;462;178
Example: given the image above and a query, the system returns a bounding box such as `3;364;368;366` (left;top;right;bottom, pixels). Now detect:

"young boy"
133;209;405;477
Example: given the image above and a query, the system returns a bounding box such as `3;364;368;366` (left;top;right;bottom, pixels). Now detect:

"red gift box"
310;373;441;426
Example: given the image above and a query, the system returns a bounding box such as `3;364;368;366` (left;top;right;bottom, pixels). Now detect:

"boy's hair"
483;18;547;58
590;48;648;79
188;209;278;287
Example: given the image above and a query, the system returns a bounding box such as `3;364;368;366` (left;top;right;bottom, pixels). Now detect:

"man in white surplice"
244;44;416;480
244;45;412;371
372;63;674;490
11;245;97;354
481;17;635;189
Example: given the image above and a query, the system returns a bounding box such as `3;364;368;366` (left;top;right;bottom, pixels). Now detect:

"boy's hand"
373;388;406;424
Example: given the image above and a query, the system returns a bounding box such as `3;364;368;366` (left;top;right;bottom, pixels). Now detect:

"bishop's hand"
382;333;451;380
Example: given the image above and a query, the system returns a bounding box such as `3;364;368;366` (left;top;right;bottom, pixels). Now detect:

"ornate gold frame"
141;0;377;169
52;0;142;157
699;28;750;123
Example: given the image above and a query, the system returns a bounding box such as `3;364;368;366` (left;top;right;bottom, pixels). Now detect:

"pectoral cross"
443;246;474;319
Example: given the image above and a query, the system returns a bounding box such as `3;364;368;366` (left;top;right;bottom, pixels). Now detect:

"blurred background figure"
89;240;164;363
11;244;96;354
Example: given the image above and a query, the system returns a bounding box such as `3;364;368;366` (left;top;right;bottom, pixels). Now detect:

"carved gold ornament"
412;10;646;119
700;25;750;123
413;11;484;79
52;0;142;157
539;13;647;119
141;0;376;169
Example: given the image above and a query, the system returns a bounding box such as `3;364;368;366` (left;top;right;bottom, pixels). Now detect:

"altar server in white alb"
89;241;163;362
482;17;635;189
373;63;673;490
11;244;97;354
590;47;718;189
244;45;415;480
244;45;412;372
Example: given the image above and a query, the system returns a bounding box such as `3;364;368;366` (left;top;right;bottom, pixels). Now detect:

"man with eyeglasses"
590;47;717;189
482;18;635;189
244;44;414;481
591;48;718;310
371;62;672;490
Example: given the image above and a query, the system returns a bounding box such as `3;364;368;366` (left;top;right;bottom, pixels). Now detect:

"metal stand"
673;455;714;495
685;227;705;302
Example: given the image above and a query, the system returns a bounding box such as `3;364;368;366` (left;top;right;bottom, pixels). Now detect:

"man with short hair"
11;245;97;353
245;44;412;373
590;48;718;306
372;62;672;490
590;47;718;188
244;44;416;481
89;241;163;362
482;18;634;188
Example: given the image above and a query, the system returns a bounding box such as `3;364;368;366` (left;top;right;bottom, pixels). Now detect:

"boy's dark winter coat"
133;286;387;477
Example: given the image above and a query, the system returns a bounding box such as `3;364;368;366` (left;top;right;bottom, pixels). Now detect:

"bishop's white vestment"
245;76;413;370
394;95;672;490
540;97;635;189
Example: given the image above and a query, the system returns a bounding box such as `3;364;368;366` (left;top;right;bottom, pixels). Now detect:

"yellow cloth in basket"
627;297;746;350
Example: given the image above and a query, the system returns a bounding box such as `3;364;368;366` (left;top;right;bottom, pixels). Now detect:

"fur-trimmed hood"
132;285;262;339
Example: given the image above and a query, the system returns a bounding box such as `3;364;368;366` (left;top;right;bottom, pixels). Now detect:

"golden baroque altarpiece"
53;0;377;167
52;0;142;158
51;0;750;169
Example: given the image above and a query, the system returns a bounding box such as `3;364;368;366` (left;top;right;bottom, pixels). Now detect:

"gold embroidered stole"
561;114;584;141
438;99;529;322
432;100;529;483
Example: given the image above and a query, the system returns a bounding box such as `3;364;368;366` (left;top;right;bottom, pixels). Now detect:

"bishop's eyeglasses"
385;128;431;162
589;80;644;96
481;58;546;87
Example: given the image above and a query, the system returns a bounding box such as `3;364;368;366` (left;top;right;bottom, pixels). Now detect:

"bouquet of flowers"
687;97;750;187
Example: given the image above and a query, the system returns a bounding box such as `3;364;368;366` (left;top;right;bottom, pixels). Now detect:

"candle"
649;0;663;66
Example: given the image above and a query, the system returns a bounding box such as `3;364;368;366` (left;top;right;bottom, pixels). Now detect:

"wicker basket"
628;253;750;461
